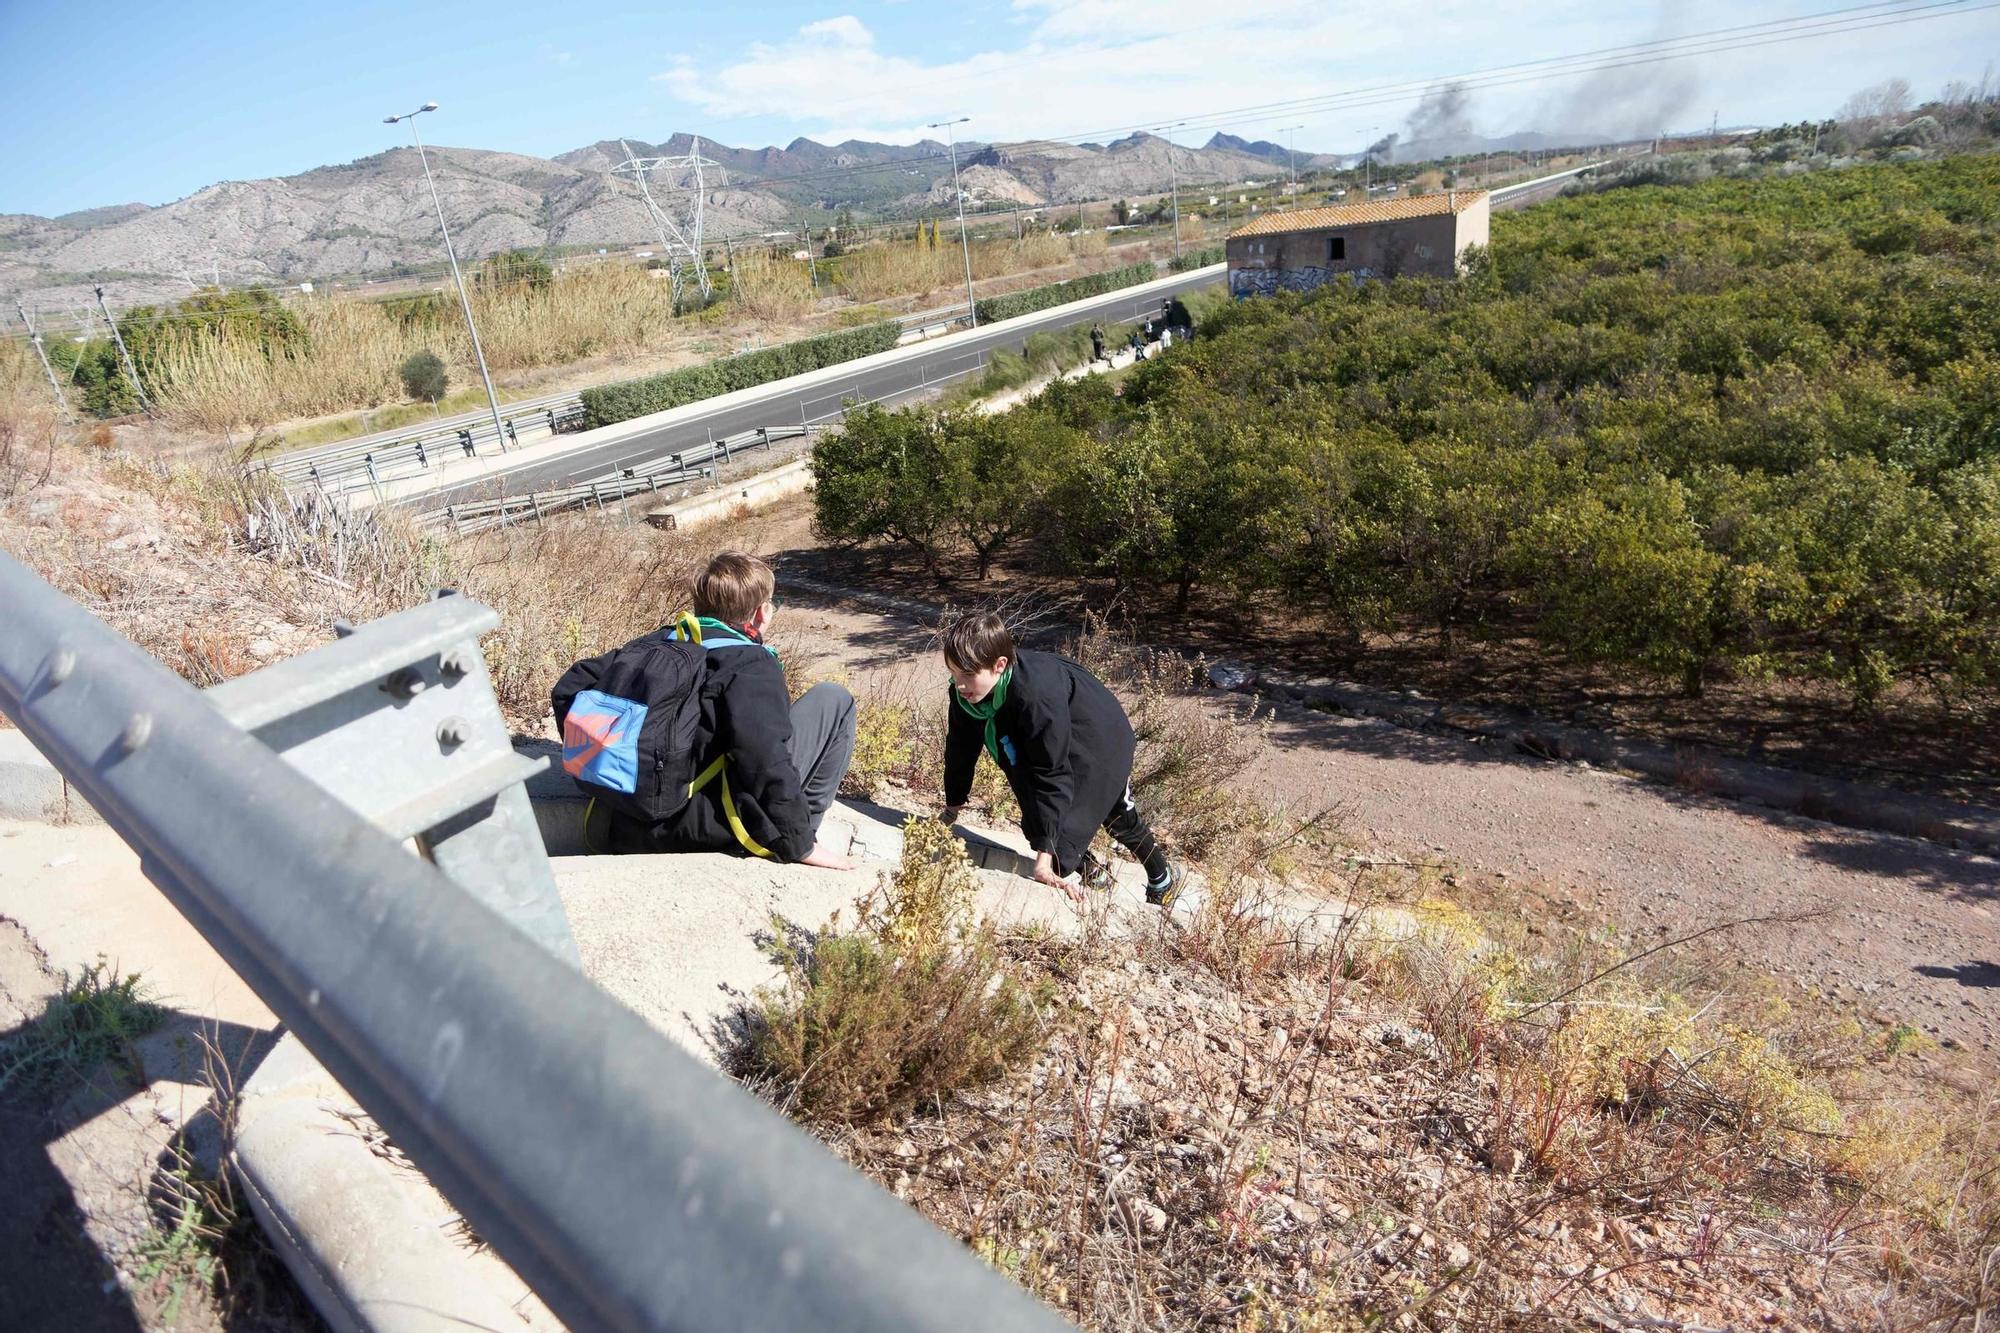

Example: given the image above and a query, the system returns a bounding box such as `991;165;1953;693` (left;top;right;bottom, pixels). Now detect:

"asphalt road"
411;267;1223;508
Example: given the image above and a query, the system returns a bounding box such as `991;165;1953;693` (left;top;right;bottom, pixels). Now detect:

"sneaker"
1079;851;1117;892
1144;862;1183;909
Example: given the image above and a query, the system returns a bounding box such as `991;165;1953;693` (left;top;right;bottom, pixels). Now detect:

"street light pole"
1277;124;1304;209
1159;121;1187;262
385;102;508;453
928;117;978;329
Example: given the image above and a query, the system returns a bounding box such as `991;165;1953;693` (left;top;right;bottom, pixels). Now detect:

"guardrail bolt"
119;712;153;754
384;668;428;699
46;647;77;687
439;649;473;682
436;717;470;749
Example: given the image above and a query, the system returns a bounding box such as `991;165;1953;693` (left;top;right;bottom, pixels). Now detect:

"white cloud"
654;3;2000;155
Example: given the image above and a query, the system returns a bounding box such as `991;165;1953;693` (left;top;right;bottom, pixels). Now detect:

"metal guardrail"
425;464;716;535
261;304;981;494
0;551;1068;1333
261;396;588;492
410;421;817;532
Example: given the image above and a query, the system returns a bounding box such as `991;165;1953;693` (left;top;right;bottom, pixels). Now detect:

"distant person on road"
554;551;857;869
1090;323;1106;364
937;612;1183;909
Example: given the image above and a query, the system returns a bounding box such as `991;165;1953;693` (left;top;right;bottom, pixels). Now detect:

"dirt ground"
732;494;2000;1063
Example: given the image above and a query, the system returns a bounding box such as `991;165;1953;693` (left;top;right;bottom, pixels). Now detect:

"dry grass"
728;253;817;324
837;230;1111;303
777;861;1998;1330
145;264;691;432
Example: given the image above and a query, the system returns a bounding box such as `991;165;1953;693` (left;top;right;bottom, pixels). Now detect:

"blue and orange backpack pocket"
560;689;648;794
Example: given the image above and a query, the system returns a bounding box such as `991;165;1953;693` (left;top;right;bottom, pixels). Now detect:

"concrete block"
0;729;103;825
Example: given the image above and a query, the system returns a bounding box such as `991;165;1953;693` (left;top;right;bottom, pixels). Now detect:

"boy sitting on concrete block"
937;612;1183;907
558;551;857;869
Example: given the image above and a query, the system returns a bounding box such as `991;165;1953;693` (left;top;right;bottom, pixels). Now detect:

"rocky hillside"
3;129;1306;312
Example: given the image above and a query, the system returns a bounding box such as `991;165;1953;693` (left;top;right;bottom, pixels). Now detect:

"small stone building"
1226;191;1490;297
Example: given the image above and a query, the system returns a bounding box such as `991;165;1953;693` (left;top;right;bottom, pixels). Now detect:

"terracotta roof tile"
1229;190;1487;239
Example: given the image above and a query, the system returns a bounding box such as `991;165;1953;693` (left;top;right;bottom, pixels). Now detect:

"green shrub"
580;321;900;428
972;261;1158;324
398;349;448;401
1167;245;1225;272
747;819;1047;1123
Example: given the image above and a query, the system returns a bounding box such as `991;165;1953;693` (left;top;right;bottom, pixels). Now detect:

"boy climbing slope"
938;612;1182;907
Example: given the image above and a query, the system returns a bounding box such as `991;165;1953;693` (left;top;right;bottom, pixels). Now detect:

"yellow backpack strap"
687;753;727;796
674;610;704;644
717;773;775;859
685;754;774;859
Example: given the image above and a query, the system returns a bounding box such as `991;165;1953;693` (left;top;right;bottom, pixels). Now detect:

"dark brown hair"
692;551;775;626
940;611;1015;673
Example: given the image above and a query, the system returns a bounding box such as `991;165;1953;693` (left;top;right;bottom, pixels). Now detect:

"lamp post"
384;102;508;453
1158;121;1187;261
1277;124;1304;209
927;117;978;329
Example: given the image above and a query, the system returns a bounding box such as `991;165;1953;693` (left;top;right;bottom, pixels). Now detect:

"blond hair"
692;551;775;626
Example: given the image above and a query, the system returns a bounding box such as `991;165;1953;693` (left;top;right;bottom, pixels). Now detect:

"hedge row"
579;321;902;428
1167;246;1225;272
971;262;1158;325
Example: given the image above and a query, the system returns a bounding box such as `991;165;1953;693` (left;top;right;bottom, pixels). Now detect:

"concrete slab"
0;728;102;825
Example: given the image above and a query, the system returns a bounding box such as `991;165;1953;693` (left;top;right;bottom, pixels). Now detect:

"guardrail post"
529;494;543;523
415;440;429;469
446;504;458;534
459;429;475;458
505;420;519;448
589;482;603;513
546;408;556;433
758;426;769;450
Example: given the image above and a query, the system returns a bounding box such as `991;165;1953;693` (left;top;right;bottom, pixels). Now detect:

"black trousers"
1065;785;1170;882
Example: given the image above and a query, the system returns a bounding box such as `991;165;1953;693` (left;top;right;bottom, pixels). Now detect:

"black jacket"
944;649;1137;873
613;624;814;862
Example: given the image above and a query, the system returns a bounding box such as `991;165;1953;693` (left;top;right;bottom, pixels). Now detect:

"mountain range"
0;130;1339;313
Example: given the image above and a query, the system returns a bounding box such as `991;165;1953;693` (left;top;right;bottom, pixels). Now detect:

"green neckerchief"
952;664;1015;765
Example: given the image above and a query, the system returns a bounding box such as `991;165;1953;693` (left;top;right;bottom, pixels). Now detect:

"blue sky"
0;0;1993;217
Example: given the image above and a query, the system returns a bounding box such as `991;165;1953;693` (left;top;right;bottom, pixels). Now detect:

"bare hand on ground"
1033;852;1085;905
799;842;857;871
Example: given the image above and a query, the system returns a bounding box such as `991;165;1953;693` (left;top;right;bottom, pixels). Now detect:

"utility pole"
928;116;978;328
94;286;150;414
16;302;72;420
1159;121;1187;261
385;103;508;453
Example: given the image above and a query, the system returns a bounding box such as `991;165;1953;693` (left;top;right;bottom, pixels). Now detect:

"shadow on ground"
1915;960;2000;988
0;1003;291;1332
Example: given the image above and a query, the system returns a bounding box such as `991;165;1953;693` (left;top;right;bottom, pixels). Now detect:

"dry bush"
745;818;1049;1123
1064;614;1275;863
729;253;815;323
447;515;700;720
0;342;62;499
837;245;957;303
147;265;689;432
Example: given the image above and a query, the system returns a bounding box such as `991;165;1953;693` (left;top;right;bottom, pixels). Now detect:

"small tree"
399;350;448;402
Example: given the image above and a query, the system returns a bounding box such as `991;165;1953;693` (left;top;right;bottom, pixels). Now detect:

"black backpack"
551;614;710;822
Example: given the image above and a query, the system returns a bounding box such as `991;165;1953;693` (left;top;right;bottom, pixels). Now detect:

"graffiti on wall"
1228;267;1375;298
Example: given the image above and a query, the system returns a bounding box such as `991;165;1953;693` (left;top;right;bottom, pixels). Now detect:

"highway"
409;266;1223;509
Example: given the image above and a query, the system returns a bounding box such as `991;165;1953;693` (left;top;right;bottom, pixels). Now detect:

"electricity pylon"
613;137;722;308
